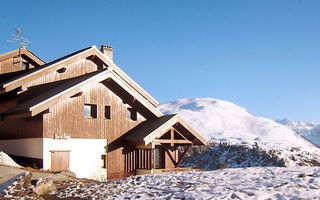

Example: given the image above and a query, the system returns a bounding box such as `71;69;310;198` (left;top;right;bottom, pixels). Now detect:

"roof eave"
91;47;159;107
143;115;207;146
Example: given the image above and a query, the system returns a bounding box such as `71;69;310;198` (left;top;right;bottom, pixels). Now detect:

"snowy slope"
276;119;320;146
43;167;320;199
158;98;320;168
159;98;316;149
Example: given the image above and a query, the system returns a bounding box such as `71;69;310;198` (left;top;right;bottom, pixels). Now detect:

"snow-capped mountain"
276;119;320;147
159;97;316;149
159;98;320;168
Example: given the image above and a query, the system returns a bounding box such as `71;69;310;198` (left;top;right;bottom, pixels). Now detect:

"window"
127;107;137;121
21;62;28;69
84;104;97;118
101;154;107;169
105;106;111;120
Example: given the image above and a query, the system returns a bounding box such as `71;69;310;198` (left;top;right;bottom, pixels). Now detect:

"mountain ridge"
276;118;320;147
158;97;320;168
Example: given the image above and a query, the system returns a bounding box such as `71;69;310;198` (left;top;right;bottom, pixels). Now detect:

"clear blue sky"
1;1;320;122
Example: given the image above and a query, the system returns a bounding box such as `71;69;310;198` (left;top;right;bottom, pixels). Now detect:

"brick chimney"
100;45;113;61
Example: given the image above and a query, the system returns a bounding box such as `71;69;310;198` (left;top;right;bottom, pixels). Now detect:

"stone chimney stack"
100;45;113;61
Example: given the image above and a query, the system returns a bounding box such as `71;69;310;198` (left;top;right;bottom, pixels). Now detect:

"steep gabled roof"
123;114;207;145
1;70;163;120
0;47;92;92
0;46;45;66
0;46;158;107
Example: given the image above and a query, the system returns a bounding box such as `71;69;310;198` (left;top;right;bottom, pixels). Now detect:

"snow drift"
0;151;22;168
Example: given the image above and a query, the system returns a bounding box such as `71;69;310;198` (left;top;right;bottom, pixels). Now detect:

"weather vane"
7;28;31;67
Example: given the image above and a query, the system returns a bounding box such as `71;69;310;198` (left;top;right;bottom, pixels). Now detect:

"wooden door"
51;151;70;172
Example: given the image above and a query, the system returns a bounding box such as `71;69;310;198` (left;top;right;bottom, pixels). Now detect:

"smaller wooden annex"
0;45;206;180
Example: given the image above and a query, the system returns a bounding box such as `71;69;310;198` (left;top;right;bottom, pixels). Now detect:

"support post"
171;128;174;147
176;145;192;167
153;148;156;170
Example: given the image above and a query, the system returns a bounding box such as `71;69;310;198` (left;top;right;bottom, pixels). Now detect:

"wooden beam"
177;145;191;167
153;149;156;169
153;139;192;145
171;128;174;147
148;149;152;169
165;149;177;167
86;54;106;70
172;127;189;141
176;116;207;145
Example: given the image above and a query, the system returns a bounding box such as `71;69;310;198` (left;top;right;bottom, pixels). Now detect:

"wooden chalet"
0;45;206;180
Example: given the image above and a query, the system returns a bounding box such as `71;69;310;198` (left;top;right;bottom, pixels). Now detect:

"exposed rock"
0;172;39;199
34;179;56;196
59;170;76;178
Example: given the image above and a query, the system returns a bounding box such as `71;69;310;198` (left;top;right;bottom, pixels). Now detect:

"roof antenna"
7;28;31;67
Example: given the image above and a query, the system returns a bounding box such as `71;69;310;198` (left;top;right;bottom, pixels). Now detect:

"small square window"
127;107;137;121
105;106;111;120
84;104;97;118
21;62;28;69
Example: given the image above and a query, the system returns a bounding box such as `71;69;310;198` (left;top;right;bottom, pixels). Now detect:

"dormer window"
84;104;97;118
127;107;137;121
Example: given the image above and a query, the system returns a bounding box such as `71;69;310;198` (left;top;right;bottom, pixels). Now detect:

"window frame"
84;104;97;119
126;107;137;121
105;105;111;120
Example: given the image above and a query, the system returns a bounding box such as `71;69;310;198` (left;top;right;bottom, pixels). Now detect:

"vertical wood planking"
43;80;146;179
25;59;98;89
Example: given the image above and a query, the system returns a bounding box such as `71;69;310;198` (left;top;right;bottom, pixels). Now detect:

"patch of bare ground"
0;168;98;200
40;195;89;200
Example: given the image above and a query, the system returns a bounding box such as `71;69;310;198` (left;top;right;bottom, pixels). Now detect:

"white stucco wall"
0;138;43;159
43;138;108;180
0;138;108;180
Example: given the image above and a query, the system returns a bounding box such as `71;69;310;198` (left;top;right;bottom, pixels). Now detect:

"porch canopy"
124;114;206;147
123;114;206;172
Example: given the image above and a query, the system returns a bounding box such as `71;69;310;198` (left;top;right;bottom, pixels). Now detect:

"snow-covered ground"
276;118;320;146
159;98;320;167
49;167;320;199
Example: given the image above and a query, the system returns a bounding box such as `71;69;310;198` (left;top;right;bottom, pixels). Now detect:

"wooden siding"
0;114;43;139
0;57;36;74
0;59;99;115
43;82;145;179
24;59;98;89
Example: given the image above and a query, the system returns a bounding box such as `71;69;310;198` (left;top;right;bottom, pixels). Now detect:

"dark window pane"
105;106;111;119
